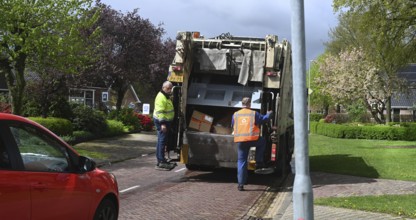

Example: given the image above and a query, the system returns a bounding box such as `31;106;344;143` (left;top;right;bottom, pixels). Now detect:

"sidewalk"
269;172;416;220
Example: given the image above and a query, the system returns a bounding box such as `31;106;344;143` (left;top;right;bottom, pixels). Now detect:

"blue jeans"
153;118;171;163
237;137;266;185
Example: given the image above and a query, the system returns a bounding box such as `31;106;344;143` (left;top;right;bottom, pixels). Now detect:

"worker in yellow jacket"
153;81;176;171
232;97;273;191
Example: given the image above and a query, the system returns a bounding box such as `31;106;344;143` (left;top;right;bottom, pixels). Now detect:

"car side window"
0;139;11;169
10;126;69;172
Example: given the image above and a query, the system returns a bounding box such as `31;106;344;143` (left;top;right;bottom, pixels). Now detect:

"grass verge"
315;195;416;219
309;134;416;218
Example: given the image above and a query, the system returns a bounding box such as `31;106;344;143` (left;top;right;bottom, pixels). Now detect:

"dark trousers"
153;118;171;163
237;137;266;185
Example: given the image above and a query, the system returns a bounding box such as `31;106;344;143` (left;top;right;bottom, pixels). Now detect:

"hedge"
310;121;416;141
30;117;73;136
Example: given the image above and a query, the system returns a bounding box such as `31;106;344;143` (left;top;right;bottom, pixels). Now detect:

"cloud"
101;0;338;61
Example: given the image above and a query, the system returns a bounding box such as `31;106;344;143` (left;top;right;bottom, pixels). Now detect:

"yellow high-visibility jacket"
153;92;174;122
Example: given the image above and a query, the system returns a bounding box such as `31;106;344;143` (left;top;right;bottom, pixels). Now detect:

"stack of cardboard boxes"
188;110;232;134
188;110;214;132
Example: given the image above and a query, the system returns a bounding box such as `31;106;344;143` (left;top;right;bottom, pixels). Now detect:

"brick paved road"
82;132;281;220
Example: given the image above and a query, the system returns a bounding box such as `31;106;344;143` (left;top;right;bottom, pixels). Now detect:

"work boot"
155;161;175;171
237;184;244;191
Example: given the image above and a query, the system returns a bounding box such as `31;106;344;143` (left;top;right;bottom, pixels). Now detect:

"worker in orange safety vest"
232;97;273;191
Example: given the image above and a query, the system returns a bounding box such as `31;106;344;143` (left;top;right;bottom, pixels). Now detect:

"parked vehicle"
0;113;119;220
167;31;294;174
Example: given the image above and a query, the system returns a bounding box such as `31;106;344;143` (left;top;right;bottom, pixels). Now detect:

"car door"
0;125;31;220
8;123;94;220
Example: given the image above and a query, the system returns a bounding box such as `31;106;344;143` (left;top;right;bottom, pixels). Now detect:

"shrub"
310;113;324;122
135;113;153;131
29;117;73;136
346;102;367;122
104;120;127;136
324;113;349;124
71;104;108;134
0;102;11;114
49;97;74;120
107;108;140;132
311;121;416;140
0;95;11;114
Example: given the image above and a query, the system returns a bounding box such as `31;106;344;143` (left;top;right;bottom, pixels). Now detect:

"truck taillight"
266;71;278;76
271;143;277;161
193;32;200;38
172;65;182;72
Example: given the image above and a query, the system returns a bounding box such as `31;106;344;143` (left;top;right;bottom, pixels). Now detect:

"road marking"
175;168;186;173
120;185;140;193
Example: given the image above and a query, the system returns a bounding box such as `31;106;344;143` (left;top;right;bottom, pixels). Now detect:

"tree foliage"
308;54;333;116
135;38;176;106
0;0;100;115
318;48;397;123
327;0;416;123
91;3;168;110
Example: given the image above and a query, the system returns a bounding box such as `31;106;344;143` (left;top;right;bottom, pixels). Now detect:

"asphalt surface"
73;132;416;220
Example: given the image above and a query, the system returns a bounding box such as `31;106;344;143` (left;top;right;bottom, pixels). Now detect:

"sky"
99;0;339;63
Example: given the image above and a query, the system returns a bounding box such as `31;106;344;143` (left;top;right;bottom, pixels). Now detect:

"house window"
69;89;95;108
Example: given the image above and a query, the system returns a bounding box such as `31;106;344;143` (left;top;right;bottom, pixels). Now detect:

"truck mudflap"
184;131;238;168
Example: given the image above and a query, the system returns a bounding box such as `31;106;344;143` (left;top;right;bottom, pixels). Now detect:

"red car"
0;113;119;220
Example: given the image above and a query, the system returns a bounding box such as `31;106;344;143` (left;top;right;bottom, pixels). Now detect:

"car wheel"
93;198;118;220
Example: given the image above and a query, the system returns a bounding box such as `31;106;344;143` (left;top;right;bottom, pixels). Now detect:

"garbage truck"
166;31;294;175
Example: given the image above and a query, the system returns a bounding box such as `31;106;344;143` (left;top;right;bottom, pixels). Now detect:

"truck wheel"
185;164;199;170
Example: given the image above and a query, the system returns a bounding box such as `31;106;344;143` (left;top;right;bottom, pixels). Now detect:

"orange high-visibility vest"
233;108;260;143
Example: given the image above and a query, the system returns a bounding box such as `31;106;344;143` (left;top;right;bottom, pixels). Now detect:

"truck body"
167;31;294;174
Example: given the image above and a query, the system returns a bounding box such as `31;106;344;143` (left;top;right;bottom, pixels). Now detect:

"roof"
391;89;416;109
398;63;416;85
392;64;416;109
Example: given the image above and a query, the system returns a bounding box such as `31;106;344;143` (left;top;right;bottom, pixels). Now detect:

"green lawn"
309;134;416;181
309;134;416;218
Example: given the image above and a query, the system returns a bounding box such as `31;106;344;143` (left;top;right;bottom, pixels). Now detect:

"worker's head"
162;81;173;95
241;97;251;108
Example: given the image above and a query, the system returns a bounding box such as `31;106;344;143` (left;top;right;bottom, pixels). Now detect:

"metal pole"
291;0;314;219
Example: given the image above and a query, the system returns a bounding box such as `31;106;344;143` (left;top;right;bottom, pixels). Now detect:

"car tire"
93;198;118;220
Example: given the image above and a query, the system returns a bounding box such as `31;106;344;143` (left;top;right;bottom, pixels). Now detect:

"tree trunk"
115;86;128;111
364;100;382;124
1;50;27;116
385;96;391;124
336;104;341;113
323;103;329;117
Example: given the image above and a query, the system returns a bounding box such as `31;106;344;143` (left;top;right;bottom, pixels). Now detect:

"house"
69;84;141;112
1;73;140;112
391;63;416;122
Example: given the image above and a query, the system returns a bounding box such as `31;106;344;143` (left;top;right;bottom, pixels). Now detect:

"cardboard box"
188;110;213;132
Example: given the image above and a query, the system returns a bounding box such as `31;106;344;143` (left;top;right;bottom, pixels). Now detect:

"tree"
308;54;333;116
330;0;416;123
24;67;69;118
318;48;391;123
92;4;166;110
134;38;176;106
0;0;100;115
